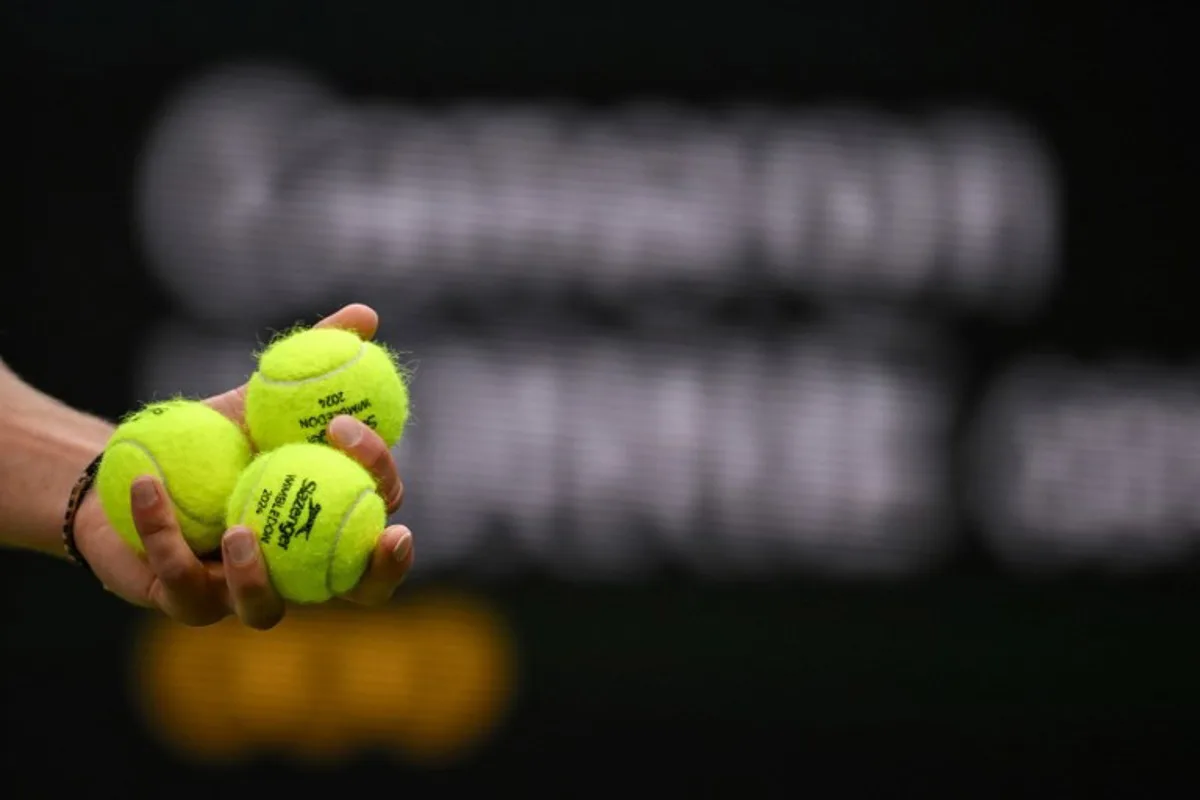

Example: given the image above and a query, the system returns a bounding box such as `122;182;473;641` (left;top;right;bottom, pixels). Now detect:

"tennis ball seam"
232;450;282;528
105;439;223;526
325;486;376;595
255;340;368;386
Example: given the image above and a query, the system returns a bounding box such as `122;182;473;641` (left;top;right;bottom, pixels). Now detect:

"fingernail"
393;527;413;562
329;416;363;447
225;529;258;566
131;478;158;509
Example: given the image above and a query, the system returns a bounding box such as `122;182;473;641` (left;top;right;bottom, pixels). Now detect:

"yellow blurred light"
331;614;421;738
391;595;517;765
132;592;516;767
133;591;516;766
223;618;354;763
135;620;242;761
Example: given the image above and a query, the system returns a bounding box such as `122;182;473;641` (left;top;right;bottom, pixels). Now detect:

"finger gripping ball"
244;327;409;451
96;399;253;555
225;442;386;603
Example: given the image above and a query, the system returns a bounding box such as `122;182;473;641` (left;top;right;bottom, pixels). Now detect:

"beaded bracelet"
62;453;103;574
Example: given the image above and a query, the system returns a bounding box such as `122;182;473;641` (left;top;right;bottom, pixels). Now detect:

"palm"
75;498;231;618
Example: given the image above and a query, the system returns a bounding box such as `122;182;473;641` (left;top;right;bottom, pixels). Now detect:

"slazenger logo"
277;479;321;551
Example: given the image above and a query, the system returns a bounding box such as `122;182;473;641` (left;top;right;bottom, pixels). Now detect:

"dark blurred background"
3;1;1197;795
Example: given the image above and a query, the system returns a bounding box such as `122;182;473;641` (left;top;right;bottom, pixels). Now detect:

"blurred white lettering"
136;323;951;579
138;65;1059;325
970;359;1200;571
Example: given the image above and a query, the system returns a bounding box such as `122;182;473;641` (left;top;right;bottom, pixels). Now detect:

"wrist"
0;364;112;556
70;479;106;566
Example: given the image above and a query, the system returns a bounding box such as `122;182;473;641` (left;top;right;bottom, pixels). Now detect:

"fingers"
314;303;379;341
221;527;286;631
131;476;226;626
328;415;405;513
131;480;285;629
325;408;411;608
341;525;414;606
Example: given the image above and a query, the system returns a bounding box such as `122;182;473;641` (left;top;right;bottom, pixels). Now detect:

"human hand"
73;303;414;629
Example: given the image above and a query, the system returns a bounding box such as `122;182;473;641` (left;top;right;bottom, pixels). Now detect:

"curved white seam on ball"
253;341;368;387
326;487;375;595
106;439;224;525
234;450;281;527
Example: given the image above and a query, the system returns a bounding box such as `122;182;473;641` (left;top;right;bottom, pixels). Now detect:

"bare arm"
0;359;113;556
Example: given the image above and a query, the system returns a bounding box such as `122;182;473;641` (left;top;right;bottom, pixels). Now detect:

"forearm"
0;360;113;556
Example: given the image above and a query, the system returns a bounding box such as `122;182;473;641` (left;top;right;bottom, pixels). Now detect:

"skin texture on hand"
73;304;415;629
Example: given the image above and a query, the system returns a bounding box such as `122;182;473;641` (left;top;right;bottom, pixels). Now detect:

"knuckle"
154;556;194;585
133;509;171;540
135;512;183;551
232;570;272;597
187;609;228;628
147;579;168;608
359;573;405;606
244;604;285;631
365;443;394;475
351;588;388;607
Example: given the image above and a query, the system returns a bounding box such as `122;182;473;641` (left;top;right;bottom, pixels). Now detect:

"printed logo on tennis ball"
227;443;387;604
244;328;409;452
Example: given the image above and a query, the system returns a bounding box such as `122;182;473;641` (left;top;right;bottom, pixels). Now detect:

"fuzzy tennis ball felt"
96;399;253;555
244;327;408;452
225;442;386;603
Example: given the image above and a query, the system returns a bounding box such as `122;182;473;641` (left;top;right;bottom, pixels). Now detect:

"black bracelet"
62;453;104;574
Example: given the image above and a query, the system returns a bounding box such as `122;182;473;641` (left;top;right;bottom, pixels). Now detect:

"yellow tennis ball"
244;327;409;452
97;399;253;555
225;442;386;603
